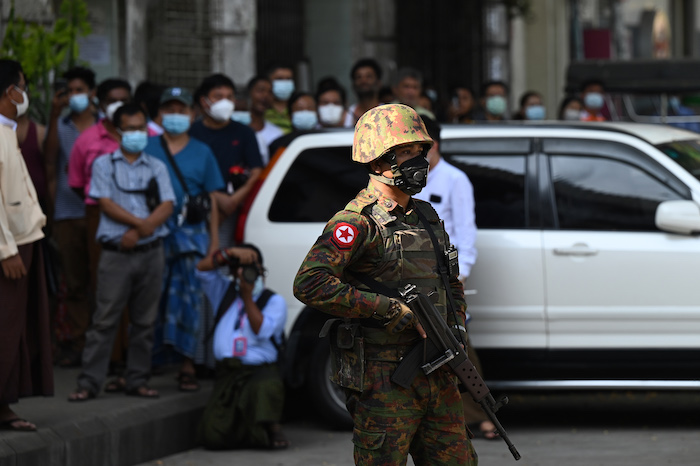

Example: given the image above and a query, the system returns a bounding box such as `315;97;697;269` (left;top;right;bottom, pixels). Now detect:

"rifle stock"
397;284;521;461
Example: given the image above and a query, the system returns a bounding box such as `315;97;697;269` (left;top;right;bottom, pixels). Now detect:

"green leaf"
0;0;92;124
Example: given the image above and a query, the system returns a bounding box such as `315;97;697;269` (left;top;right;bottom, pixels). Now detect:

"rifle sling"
414;207;467;348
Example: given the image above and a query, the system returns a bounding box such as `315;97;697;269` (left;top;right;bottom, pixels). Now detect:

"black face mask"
391;153;430;195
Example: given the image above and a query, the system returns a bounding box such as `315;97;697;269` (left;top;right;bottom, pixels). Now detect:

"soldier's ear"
369;159;382;174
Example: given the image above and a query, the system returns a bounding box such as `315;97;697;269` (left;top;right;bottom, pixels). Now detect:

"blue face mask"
252;276;265;297
162;113;191;134
120;130;148;153
231;111;252;125
525;105;546;120
584;92;604;110
272;79;295;100
669;96;681;111
486;95;507;116
69;93;90;113
291;110;318;130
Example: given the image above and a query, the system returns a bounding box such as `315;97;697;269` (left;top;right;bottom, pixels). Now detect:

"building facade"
2;0;700;118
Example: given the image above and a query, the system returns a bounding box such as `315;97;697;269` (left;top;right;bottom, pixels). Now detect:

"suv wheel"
307;337;353;429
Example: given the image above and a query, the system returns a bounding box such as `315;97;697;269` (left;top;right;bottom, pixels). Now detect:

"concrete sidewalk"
0;366;212;466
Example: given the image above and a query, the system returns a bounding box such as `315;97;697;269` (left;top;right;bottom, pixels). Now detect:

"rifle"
392;284;521;461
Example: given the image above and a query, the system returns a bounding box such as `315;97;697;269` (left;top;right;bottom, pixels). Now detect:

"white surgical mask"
9;86;29;117
318;104;344;126
272;79;295;100
105;101;124;122
207;98;235;122
563;108;581;121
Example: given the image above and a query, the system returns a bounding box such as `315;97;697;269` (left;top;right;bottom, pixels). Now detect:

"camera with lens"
240;264;260;284
227;258;261;284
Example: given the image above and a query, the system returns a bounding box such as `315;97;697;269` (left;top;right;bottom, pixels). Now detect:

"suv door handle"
553;244;599;256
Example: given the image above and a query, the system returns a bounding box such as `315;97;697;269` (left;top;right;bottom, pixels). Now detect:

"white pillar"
510;17;526;112
210;0;257;89
124;0;148;85
522;0;570;119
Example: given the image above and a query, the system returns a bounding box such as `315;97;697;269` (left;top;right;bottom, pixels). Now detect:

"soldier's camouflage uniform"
293;102;477;466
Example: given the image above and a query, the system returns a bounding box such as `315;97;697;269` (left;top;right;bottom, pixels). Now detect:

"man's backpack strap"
205;285;282;346
254;289;287;353
204;281;239;343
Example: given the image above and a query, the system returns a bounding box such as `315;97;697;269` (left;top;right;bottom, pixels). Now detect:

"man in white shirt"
414;117;477;281
414;117;498;440
0;59;53;432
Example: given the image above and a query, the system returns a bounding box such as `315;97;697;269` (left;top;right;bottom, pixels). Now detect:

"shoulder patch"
331;222;359;249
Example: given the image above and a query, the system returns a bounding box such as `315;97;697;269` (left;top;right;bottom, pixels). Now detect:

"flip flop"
176;372;200;392
67;387;96;402
104;377;126;393
125;385;159;398
0;418;36;432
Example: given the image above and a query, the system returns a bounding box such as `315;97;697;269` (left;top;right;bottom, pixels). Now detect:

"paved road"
138;390;700;465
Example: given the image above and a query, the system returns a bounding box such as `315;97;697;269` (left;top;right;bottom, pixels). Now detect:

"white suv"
241;122;700;427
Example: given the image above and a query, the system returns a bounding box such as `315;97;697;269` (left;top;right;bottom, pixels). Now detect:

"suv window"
549;155;685;231
446;154;528;229
269;146;366;222
656;139;700;182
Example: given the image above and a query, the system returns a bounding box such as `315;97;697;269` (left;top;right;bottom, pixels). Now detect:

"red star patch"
331;223;358;249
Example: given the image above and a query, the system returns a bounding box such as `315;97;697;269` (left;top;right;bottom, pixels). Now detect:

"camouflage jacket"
293;181;467;338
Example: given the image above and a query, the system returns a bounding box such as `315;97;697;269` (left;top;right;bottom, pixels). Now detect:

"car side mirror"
655;200;700;235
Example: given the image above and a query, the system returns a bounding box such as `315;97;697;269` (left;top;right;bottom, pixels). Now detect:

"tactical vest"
345;197;449;345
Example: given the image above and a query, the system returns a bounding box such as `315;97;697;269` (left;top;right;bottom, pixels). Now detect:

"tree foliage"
0;0;91;123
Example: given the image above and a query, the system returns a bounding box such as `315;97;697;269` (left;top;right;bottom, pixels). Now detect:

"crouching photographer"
195;244;289;450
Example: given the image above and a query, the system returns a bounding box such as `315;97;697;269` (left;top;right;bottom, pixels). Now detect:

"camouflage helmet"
352;103;434;163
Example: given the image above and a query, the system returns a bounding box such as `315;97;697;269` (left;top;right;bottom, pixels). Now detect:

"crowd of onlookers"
2;54;696;440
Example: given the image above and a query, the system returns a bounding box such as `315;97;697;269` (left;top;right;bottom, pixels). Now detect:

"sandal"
104;377;126;393
0;418;36;432
68;388;96;402
176;372;200;392
125;385;159;398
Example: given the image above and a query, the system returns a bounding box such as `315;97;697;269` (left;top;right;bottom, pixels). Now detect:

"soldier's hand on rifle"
385;299;426;338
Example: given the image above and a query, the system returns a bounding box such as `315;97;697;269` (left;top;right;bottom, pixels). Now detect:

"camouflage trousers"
345;346;478;465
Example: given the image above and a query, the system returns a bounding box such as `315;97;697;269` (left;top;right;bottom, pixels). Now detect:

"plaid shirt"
89;149;175;245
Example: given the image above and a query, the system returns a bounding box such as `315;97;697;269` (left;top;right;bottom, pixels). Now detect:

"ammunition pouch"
319;319;365;392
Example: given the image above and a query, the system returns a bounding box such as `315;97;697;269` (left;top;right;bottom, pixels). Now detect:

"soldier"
293;104;477;465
